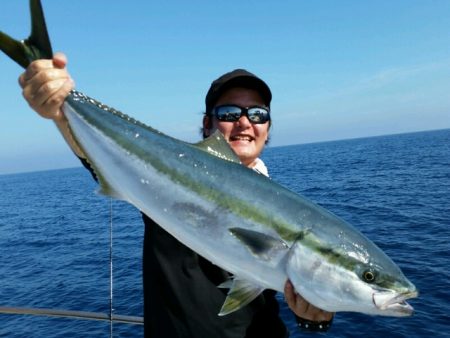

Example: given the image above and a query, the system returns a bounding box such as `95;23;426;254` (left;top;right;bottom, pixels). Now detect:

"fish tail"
0;0;53;68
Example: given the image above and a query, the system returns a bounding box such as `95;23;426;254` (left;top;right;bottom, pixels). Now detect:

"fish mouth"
372;290;418;316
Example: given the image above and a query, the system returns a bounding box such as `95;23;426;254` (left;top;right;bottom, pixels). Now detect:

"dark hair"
201;69;273;139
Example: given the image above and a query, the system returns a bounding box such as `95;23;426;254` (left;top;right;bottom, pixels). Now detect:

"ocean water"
0;129;449;337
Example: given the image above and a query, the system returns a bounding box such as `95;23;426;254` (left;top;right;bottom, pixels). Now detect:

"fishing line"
109;197;114;338
0;193;144;328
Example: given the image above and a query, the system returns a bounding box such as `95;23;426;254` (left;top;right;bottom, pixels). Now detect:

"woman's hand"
284;279;334;330
18;52;74;121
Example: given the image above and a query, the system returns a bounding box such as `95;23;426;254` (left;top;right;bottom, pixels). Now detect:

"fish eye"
363;270;376;283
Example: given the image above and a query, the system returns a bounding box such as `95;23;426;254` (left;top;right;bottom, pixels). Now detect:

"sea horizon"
2;127;448;177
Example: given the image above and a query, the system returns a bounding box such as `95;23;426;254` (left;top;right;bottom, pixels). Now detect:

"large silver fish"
1;0;417;317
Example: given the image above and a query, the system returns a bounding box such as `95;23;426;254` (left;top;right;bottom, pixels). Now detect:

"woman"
19;53;334;337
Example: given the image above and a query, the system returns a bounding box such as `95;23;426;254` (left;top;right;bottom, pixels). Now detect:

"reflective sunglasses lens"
215;106;242;122
247;107;270;124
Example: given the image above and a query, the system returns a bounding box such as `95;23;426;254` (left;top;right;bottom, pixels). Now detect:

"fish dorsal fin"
194;130;241;164
229;227;289;261
218;278;264;316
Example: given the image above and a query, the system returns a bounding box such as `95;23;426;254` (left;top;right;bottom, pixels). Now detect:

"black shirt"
142;214;288;338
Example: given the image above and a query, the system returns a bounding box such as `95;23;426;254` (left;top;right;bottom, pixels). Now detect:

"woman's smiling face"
205;87;270;168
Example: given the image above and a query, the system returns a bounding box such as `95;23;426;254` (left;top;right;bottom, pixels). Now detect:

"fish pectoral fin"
229;227;289;261
193;130;241;164
218;278;264;316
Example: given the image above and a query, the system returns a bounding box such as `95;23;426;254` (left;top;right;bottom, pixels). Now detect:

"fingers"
29;78;73;120
18;53;73;120
19;59;53;85
284;279;297;307
52;52;68;69
19;52;68;85
284;280;334;322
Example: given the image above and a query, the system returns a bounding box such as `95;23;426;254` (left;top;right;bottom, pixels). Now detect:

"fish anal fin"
194;130;240;164
97;183;123;200
218;278;264;316
81;157;126;201
229;227;289;261
93;172;126;201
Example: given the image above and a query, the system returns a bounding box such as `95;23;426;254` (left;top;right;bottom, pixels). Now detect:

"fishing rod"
0;198;143;330
0;306;143;325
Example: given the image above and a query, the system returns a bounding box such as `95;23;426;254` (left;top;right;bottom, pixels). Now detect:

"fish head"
285;228;418;316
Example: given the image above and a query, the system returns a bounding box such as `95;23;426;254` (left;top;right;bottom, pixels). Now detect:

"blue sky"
1;0;449;174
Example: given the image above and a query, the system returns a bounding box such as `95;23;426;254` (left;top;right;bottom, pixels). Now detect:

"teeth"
232;136;252;141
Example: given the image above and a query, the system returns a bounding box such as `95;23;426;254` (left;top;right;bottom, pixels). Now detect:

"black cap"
205;69;272;114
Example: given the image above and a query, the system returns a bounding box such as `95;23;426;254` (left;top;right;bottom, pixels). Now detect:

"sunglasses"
212;105;270;124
